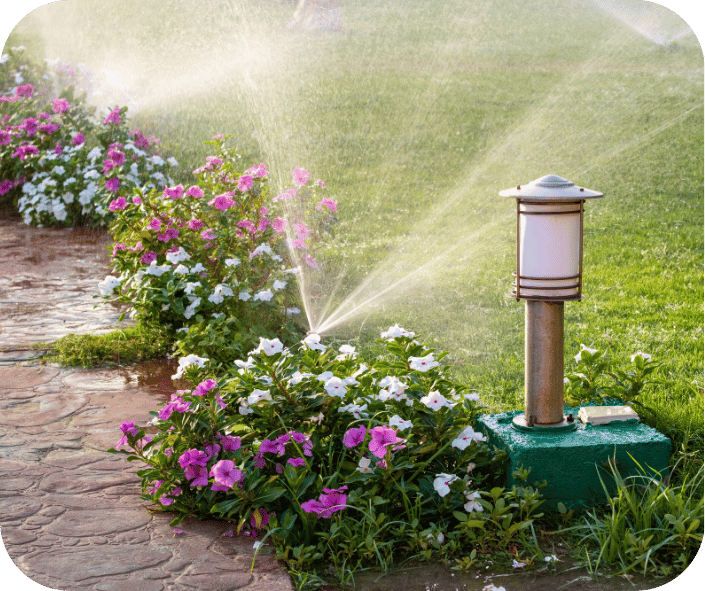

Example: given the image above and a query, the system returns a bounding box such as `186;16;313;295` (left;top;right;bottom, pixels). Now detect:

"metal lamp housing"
500;175;603;430
500;175;603;301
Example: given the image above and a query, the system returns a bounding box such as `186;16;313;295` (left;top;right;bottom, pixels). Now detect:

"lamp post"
499;175;603;432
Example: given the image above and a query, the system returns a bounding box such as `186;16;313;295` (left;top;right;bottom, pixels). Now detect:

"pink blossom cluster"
343;425;405;458
301;485;348;518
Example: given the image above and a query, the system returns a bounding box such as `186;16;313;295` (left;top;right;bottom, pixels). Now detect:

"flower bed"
111;327;547;575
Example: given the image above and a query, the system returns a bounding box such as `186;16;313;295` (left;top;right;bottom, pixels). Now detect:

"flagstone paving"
0;211;293;591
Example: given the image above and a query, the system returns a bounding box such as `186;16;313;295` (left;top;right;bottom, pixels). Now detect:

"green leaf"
453;510;469;522
254;487;287;504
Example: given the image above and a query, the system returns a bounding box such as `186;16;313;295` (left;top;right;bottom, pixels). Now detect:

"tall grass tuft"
575;454;703;578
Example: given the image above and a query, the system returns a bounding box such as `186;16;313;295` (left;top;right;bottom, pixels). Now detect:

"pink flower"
147;218;162;232
15;84;34;98
292;167;310;187
157;228;179;242
368;426;403;459
193;378;217;396
108;148;125;165
245;163;268;178
318;197;337;212
187;218;204;230
238;220;256;234
201;229;217;240
218;435;241;452
294;223;310;240
39;123;60;135
271;218;287;233
209;193;235;210
104;108;121;125
186;185;204;198
105;177;120;192
12;144;39;160
179;449;209;469
237;175;254;192
132;195;142;205
274;188;297;201
210;460;242;489
109;196;127;211
0;180;13;195
343;425;367;448
287;457;306;467
72;132;86;145
140;251;157;264
164;184;184;200
304;255;318;269
52;98;70;113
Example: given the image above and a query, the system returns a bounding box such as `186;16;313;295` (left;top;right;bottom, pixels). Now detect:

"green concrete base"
475;406;671;510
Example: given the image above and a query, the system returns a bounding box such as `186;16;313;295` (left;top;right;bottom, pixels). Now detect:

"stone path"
0;211;293;591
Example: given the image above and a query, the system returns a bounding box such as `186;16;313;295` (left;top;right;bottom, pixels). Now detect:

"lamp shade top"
499;174;603;201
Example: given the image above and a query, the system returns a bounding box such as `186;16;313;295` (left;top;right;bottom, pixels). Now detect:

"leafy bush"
1;46;174;225
109;328;547;575
99;135;337;363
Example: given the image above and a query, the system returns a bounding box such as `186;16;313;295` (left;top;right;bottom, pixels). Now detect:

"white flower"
433;473;458;497
251;243;272;257
409;354;439;372
544;554;558;563
421;391;453;411
302;333;326;352
452;426;485;450
631;351;652;363
174;264;189;275
288;371;313;385
464;392;481;403
166;247;191;264
172;354;208;379
356;457;374;474
224;258;240;267
378;376;408;402
339;403;367;418
464;491;483;513
272;280;287;290
512;559;526;569
336;345;357;360
316;371;334;382
389;415;413;431
63;176;76;186
574;344;598;362
286;307;301;316
208;283;234;304
184;282;201;294
283;266;300;274
98;275;121;295
380;324;415;340
253;337;284;356
191;262;206;273
167;156;179;166
239;291;251;301
238;401;253;415
51;165;65;176
254;289;273;302
152;155;165;166
248;389;272;405
61;192;74;204
235;356;256;373
144;261;171;276
324;377;347;398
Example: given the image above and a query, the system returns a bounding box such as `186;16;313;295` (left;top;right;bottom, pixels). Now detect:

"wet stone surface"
0;210;293;591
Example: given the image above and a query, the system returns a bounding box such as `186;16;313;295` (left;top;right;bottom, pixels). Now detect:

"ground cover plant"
5;0;703;587
110;327;554;582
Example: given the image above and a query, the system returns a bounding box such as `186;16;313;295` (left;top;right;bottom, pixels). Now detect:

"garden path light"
500;175;603;431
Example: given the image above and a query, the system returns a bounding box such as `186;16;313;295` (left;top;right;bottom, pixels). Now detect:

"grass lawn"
6;0;703;582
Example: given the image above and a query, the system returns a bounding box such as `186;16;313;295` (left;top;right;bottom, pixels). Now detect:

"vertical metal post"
525;301;565;425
